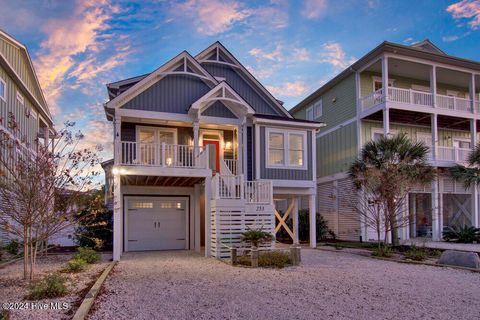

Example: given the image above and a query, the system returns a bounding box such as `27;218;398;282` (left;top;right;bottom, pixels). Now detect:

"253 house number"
256;206;265;211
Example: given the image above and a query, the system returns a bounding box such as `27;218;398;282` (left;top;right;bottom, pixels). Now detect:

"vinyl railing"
436;94;472;112
359;88;384;111
117;142;207;168
212;175;273;204
224;159;238;175
388;87;434;107
436;146;470;163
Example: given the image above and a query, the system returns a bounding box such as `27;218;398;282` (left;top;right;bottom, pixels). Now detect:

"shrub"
240;228;273;247
5;239;19;255
62;258;87;273
404;245;428;261
74;247;100;264
371;244;393;257
27;273;67;300
0;309;10;320
443;226;480;243
236;251;291;268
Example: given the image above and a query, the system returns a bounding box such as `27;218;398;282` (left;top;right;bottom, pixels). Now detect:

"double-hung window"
306;99;322;120
267;128;307;169
0;77;5;102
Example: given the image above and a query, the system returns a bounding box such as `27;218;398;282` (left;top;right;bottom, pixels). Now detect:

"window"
16;91;24;105
372;76;394;92
314;99;322;118
268;132;284;165
453;139;471;149
266;128;307;169
306;106;313;120
371;128;398;142
0;78;5;101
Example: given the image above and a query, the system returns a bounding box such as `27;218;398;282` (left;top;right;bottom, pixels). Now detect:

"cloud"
34;0;132;115
301;0;327;19
245;65;274;79
319;42;355;69
266;81;310;98
249;43;284;62
293;48;310;62
169;0;288;36
171;0;250;36
447;0;480;29
442;35;460;42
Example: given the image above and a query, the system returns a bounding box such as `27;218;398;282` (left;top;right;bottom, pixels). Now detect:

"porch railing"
436;94;472;112
224;159;238;175
117;142;207;168
388;87;434;107
212;174;273;204
359;88;384;111
436;146;471;163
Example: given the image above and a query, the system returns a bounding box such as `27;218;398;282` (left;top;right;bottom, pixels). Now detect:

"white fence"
436;94;472;112
117;142;207;168
436;146;470;163
387;87;434;107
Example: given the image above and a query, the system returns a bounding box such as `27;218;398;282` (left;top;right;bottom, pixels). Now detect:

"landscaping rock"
437;250;480;269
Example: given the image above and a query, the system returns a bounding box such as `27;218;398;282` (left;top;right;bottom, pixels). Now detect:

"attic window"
0;77;5;102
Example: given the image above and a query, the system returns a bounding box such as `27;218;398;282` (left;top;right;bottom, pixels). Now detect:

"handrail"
359;88;384;111
211;175;273;204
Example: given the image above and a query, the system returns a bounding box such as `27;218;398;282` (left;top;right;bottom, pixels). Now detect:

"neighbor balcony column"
432;177;440;241
431;114;438;161
309;193;317;248
470;73;476;113
430;65;437;108
382;108;390;136
237;122;243;176
381;55;389;102
471;119;479;228
292;197;299;245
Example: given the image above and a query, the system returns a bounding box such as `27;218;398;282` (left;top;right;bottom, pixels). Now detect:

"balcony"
116;141;208;169
436;146;470;163
359;87;478;114
212;174;273;204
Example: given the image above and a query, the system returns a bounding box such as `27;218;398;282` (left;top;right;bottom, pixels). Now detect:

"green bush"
74;247;100;264
5;239;19;255
0;309;10;320
371;244;393;257
240;228;273;247
277;210;333;242
443;225;480;243
62;258;87;273
27;273;67;300
236;251;291;268
404;245;428;261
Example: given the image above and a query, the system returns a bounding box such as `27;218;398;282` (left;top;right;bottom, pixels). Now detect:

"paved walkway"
90;249;480;320
403;238;480;253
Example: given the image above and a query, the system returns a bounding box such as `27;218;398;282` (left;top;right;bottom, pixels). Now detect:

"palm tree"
350;133;436;246
450;144;480;189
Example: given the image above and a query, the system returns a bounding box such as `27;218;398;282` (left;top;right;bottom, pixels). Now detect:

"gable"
201;101;237;118
0;37;43;105
411;40;445;55
122;74;211;114
201;62;281;116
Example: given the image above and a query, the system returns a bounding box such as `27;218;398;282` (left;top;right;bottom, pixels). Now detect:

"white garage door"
126;197;187;251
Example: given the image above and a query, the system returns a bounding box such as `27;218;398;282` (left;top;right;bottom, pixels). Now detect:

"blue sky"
0;0;479;164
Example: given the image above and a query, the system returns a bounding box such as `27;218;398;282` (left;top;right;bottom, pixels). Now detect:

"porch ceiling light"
225;141;232;150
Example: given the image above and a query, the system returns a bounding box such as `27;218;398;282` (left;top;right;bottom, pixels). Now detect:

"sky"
1;0;479;174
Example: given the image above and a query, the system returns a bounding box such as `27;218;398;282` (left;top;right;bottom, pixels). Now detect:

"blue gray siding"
201;63;281;116
122;74;210;113
201;101;236;118
259;126;313;181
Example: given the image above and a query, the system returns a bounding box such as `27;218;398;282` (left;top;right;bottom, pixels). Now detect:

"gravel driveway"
89;249;480;320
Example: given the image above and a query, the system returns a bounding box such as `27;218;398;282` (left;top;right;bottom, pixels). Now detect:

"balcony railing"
436;146;470;163
212;174;273;204
359;87;476;114
117;142;207;168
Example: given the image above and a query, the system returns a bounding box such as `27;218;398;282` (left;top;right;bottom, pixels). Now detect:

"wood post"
231;248;237;265
290;246;301;266
251;247;259;267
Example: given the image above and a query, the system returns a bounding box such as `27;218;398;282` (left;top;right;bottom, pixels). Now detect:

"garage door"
126;197;187;251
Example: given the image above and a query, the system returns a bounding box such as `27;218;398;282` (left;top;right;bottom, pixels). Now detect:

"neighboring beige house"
292;40;480;243
104;42;322;261
0;29;54;244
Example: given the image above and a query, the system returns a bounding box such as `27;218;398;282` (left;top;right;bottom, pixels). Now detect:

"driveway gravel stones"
89;249;480;320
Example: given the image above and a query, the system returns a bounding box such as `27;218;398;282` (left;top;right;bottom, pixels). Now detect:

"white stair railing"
224;159;238;175
245;180;273;204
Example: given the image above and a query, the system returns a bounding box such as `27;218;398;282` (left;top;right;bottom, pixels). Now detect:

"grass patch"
237;251;292;268
403;245;429;261
62;257;87;273
74;247;100;264
371;245;393;258
27;273;67;300
324;241;378;250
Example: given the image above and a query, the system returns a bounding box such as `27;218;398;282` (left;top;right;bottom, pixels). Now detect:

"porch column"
471;119;479;227
430;65;437;108
113;172;123;261
431;114;438;161
114;116;121;165
292;197;299;245
193;121;200;165
432;177;440;241
470;74;476;114
194;184;201;253
382;108;390;136
381;56;389;101
237;123;243;176
204;175;212;257
309;194;317;248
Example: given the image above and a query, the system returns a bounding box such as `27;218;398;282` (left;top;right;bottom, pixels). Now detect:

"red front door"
203;140;220;173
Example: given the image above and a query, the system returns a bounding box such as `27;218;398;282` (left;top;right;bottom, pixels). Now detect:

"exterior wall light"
225;141;232;150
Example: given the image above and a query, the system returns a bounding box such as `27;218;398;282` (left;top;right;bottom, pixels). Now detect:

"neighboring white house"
103;42;323;260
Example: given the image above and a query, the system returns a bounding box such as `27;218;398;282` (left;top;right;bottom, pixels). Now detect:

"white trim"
255;124;260;180
271;180;316;188
306;105;313;121
16;90;24;105
316;117;357;138
253;117;324;129
107;51;218;110
265;127;308;170
0;77;5;102
200;129;225;162
372;76;394;91
453;137;471;149
116;109;193;122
